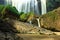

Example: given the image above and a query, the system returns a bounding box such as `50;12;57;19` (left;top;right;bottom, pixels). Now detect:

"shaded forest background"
37;0;60;14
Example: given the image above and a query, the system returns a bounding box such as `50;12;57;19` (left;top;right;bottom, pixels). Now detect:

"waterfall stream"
37;18;41;27
41;0;46;14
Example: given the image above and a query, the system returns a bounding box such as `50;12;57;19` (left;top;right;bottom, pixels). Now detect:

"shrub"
19;13;28;22
1;5;19;19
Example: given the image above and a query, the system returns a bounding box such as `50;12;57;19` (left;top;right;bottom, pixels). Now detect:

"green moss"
19;12;24;15
0;5;19;19
20;13;27;21
27;12;34;21
7;6;19;15
19;12;34;22
0;5;5;18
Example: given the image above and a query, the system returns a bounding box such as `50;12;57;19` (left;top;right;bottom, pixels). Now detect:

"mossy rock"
1;5;19;19
40;7;60;31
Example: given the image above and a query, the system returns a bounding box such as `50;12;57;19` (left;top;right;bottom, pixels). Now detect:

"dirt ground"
17;34;60;40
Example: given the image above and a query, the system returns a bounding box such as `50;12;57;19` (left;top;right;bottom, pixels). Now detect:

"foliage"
19;12;24;15
19;13;28;21
0;5;19;19
6;6;19;15
19;12;34;22
0;5;5;18
27;12;34;22
0;5;4;13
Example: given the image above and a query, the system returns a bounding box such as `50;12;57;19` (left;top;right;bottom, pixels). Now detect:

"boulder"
40;7;60;31
0;19;18;33
0;19;23;40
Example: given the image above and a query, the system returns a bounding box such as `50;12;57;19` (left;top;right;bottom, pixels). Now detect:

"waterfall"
5;0;12;5
29;21;32;25
41;0;46;14
4;0;47;14
11;0;39;14
37;18;41;27
4;0;47;27
35;0;40;15
11;0;31;13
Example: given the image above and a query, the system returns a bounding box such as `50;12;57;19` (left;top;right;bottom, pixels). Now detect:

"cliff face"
40;7;60;31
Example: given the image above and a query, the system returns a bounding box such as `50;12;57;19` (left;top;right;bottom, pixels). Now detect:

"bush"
1;5;19;19
19;13;28;22
19;12;34;22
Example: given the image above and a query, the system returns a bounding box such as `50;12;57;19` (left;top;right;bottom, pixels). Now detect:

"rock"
4;18;55;35
39;28;55;35
0;19;24;40
4;18;35;33
0;19;18;33
40;7;60;31
0;31;23;40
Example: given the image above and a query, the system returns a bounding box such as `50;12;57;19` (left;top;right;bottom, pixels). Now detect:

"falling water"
36;18;41;27
41;0;46;14
10;0;39;14
34;0;40;15
5;0;47;14
5;0;12;5
29;21;32;25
